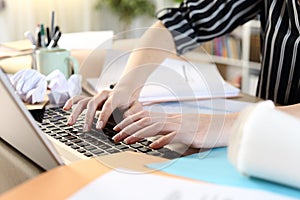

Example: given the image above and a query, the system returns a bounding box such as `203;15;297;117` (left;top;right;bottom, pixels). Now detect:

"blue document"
148;148;300;199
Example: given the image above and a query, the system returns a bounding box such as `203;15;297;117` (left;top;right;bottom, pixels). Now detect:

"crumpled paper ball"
9;69;47;104
46;69;82;105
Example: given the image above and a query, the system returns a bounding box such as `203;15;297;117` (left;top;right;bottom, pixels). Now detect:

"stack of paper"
87;55;240;103
139;58;240;103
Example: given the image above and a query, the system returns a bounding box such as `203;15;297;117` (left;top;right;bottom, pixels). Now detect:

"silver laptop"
0;69;184;171
0;69;64;170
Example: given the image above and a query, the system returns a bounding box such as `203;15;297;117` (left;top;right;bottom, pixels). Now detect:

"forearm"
116;21;178;90
277;103;300;119
211;112;239;147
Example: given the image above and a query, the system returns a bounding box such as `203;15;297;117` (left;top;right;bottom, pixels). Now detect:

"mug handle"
66;56;79;75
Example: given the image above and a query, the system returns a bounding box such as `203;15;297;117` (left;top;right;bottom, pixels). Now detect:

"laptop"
0;69;183;171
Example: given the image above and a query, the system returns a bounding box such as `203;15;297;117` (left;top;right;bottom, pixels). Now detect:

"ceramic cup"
34;48;78;78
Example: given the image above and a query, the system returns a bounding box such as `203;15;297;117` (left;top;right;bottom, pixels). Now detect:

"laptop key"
98;143;112;150
83;145;97;151
106;148;121;154
137;147;152;153
71;138;82;143
64;135;76;140
130;143;143;149
115;144;129;150
59;138;68;143
65;142;73;146
84;152;93;157
90;149;105;155
77;149;86;153
70;145;80;150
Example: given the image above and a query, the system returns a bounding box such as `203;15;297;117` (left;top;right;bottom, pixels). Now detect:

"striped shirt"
157;0;300;105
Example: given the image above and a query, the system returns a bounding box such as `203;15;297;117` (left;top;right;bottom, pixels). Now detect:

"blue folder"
148;147;300;199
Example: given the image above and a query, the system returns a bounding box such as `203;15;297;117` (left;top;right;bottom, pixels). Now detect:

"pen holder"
228;100;300;189
34;48;78;78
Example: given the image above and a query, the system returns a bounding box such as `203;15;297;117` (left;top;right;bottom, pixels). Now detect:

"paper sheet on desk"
68;169;293;200
144;99;253;115
147;148;300;199
87;57;240;103
58;31;113;50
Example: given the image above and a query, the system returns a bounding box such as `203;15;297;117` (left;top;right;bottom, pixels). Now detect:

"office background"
0;0;261;95
0;0;176;42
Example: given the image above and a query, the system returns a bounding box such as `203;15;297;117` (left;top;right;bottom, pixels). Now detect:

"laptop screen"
0;69;64;170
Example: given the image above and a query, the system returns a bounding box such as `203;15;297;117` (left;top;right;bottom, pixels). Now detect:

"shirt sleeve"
157;0;263;54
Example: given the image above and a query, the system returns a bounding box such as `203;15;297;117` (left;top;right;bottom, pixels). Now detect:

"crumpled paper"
9;69;82;105
46;69;82;105
10;69;47;104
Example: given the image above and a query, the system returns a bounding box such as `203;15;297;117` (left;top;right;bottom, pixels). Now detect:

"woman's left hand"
112;105;231;149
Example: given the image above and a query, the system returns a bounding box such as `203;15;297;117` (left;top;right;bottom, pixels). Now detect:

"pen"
51;11;55;38
46;27;51;46
40;24;46;47
182;65;188;82
47;30;61;48
37;31;41;48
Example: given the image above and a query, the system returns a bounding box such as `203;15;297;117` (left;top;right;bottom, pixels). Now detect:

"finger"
124;122;165;144
84;92;110;131
63;95;87;110
113;116;152;142
114;110;149;131
112;131;130;143
123;101;143;118
97;95;117;129
149;132;176;149
67;97;91;125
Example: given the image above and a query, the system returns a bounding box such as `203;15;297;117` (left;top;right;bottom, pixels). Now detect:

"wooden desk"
0;152;170;200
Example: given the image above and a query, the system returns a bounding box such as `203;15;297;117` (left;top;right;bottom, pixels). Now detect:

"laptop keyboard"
37;107;181;159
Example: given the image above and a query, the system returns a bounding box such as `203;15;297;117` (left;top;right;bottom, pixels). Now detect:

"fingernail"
113;125;119;131
96;121;103;129
67;116;73;125
149;142;157;149
83;124;89;132
124;137;133;144
112;134;119;142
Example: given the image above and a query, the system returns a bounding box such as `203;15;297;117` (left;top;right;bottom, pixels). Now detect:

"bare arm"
278;103;300;119
64;21;180;131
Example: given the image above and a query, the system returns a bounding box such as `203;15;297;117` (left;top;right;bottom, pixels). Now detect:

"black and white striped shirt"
157;0;300;105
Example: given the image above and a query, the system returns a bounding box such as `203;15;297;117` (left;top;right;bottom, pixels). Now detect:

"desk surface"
0;40;261;198
0;152;172;200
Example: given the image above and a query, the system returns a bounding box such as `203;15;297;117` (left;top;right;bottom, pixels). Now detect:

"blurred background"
0;0;179;42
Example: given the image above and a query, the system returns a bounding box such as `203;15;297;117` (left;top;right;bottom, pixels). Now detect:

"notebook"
0;69;183;171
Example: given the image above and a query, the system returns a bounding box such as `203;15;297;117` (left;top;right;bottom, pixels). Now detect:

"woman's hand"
112;107;233;149
63;84;140;132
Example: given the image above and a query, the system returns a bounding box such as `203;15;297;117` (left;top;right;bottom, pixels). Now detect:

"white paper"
46;70;82;105
139;58;240;103
143;99;253;115
58;31;113;50
68;170;294;200
88;57;240;103
9;69;47;104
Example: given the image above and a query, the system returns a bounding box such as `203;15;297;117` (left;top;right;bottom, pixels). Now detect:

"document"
139;58;240;103
144;98;253;115
68;169;293;200
58;31;113;50
87;56;240;103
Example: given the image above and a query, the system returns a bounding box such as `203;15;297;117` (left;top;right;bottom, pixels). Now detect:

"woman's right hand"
63;82;141;132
